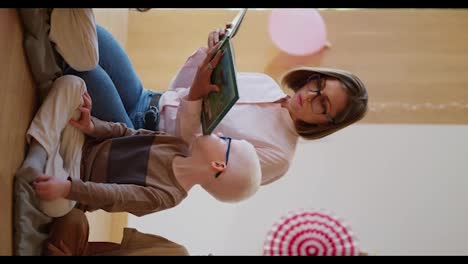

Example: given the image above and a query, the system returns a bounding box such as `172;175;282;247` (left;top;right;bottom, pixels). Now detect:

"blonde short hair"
203;139;261;203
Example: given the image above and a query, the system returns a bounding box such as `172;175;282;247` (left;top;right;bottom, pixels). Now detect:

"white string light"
369;102;468;112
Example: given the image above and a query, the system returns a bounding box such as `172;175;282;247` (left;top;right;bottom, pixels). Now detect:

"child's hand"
187;42;223;101
34;175;71;200
69;91;95;135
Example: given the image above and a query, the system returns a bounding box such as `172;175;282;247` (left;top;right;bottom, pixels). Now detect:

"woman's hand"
207;23;232;49
187;42;224;101
34;175;71;200
69;91;95;136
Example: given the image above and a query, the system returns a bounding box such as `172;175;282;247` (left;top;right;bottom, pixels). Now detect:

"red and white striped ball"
263;208;359;256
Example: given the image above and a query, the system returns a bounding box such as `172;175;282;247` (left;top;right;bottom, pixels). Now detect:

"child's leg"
42;102;85;217
40;147;75;217
27;75;85;154
14;111;82;253
15;138;48;182
26;75;86;217
64;65;134;128
13;138;51;256
59;102;84;180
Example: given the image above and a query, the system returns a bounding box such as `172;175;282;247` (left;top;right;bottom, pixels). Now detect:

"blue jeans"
63;25;159;130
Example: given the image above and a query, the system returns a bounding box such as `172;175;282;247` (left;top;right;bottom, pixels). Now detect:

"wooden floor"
0;9;37;256
0;8;129;255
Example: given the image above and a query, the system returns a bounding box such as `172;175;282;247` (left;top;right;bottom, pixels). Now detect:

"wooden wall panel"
126;9;468;124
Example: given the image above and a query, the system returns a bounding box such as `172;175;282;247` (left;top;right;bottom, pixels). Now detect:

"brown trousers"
43;208;189;256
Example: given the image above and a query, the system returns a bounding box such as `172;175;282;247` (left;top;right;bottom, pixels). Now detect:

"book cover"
201;38;239;135
200;9;247;135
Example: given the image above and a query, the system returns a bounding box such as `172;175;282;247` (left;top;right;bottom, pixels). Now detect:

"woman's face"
287;77;348;125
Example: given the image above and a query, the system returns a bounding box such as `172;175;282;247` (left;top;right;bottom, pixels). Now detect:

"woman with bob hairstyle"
54;15;369;185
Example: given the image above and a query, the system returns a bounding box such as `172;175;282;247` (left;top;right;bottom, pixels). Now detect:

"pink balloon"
268;9;327;56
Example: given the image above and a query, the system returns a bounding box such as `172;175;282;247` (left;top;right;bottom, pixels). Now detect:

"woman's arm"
175;43;223;144
168;25;230;91
256;145;292;185
168;47;208;91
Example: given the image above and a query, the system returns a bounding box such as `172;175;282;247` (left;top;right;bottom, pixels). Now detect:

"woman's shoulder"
237;72;280;87
238;72;275;81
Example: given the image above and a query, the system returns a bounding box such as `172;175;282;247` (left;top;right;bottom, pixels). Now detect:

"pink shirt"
158;47;299;185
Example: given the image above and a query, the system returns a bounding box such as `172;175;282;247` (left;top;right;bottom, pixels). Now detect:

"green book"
201;9;247;135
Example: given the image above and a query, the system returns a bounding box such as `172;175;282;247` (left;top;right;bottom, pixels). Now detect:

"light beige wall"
126;9;468;124
93;8;128;49
129;124;468;255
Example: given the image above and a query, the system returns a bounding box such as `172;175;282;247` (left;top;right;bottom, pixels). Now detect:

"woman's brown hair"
281;67;369;140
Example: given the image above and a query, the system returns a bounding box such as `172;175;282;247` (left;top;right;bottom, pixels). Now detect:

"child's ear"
211;161;226;172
